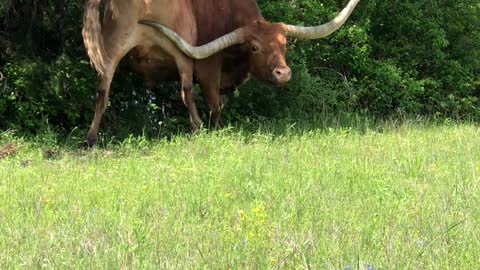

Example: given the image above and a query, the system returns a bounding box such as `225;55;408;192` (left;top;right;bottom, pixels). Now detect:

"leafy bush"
1;0;479;137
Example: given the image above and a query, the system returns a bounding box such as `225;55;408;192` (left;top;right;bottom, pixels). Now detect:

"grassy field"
1;119;479;269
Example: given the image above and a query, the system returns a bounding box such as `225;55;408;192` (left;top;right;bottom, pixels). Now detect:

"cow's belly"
127;45;251;94
127;46;180;88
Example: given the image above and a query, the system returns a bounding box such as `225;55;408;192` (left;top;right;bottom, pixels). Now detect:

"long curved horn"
139;20;246;59
286;0;360;39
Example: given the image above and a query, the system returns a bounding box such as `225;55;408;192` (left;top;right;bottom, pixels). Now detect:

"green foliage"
1;56;94;132
364;0;480;119
1;0;480;136
249;0;480;120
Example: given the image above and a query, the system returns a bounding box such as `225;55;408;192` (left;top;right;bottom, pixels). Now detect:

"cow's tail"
82;0;108;76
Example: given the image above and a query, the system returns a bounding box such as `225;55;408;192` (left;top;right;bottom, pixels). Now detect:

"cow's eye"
251;45;259;53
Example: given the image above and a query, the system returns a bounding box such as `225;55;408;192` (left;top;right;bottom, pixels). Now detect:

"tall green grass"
1;120;479;269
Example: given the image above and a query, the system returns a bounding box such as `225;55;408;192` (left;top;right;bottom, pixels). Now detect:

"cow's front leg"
204;87;224;129
181;74;202;132
196;56;224;129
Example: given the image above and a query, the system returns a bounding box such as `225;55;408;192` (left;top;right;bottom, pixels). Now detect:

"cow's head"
242;21;291;85
140;0;359;85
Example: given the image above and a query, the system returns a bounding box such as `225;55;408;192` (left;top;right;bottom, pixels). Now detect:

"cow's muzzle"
272;66;292;84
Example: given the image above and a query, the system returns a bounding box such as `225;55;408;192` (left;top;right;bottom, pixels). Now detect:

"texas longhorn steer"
82;0;360;146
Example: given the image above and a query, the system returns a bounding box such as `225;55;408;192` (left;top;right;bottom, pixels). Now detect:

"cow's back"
103;0;198;84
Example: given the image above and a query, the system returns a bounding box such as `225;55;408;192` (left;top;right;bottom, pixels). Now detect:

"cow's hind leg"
86;38;136;146
176;58;202;132
86;71;114;147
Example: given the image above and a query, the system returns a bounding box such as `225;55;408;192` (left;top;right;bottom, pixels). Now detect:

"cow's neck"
192;0;263;45
230;0;264;28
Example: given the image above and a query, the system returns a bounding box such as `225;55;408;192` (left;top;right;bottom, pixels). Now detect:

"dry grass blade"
0;143;18;159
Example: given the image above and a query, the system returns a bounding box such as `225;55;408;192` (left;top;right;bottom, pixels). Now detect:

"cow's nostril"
273;67;292;83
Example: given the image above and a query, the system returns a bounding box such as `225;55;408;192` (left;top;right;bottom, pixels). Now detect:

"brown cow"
82;0;360;146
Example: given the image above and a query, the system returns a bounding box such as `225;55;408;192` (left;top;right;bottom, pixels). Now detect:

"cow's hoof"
215;120;225;130
191;122;202;134
84;136;97;148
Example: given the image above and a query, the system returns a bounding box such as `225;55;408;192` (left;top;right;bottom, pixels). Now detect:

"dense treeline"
1;0;479;137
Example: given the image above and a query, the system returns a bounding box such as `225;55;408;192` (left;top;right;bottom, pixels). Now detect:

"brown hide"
191;1;263;93
188;0;290;105
131;0;266;90
192;0;263;44
82;0;202;146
